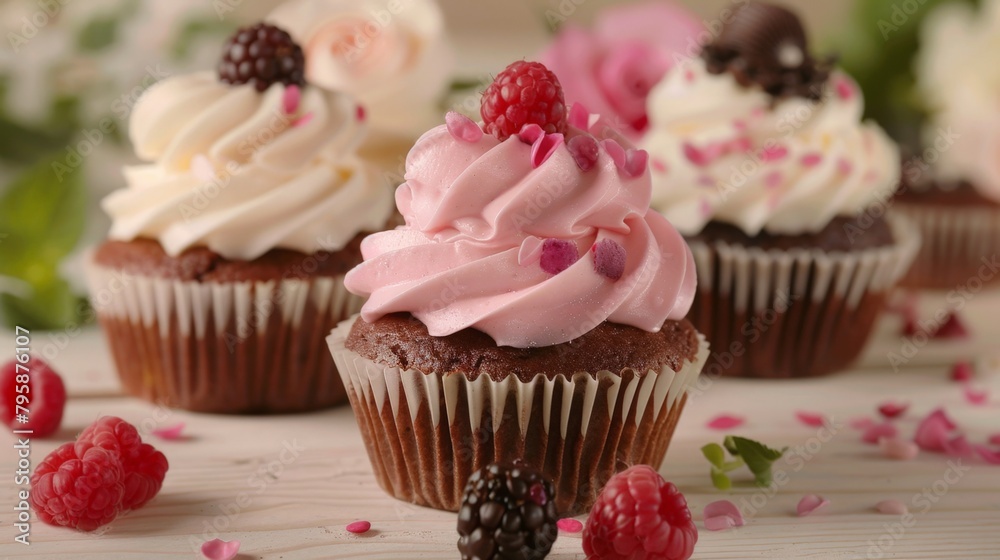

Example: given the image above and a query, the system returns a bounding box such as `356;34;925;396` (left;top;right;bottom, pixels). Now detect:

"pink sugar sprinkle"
567;135;599;171
568;102;590;129
592;239;626;281
879;437;919;461
622;149;648;178
963;385;989;406
651;158;668;173
801;153;823;167
445;111;483;143
703;500;744;531
557;518;583;533
875;500;908;515
540;239;579;275
707;414;744;430
292;112;314;127
602;139;627;169
878;401;909;419
346;520;371;534
531;133;564;168
760;144;788;162
950;361;974;382
201;539;240;560
683;143;709;167
152;423;185;441
862;422;898;445
834;75;855;100
796;495;829;516
795;411;826;427
282;85;300;114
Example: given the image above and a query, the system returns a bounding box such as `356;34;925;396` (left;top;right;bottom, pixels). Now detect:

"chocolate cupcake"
328;61;707;515
641;4;919;378
86;23;393;413
898;1;1000;290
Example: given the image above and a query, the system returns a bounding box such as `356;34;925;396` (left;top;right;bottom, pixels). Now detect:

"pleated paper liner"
86;260;364;413
895;202;1000;291
328;317;710;515
687;212;920;378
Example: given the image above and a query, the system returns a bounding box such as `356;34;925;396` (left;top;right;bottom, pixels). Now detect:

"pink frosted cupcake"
328;61;707;514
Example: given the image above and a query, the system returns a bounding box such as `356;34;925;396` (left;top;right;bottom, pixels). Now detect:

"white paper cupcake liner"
85;259;363;413
687;212;920;378
327;316;710;514
895;202;1000;290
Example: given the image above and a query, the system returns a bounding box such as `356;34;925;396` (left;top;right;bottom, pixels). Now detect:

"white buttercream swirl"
103;71;392;260
642;62;900;236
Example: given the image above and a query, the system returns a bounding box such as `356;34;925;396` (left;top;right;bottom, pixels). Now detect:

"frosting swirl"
103;71;392;260
344;115;696;348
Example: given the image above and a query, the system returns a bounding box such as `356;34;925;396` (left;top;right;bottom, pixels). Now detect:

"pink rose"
539;2;703;138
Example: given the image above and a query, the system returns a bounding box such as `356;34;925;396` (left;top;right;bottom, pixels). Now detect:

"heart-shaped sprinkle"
566;135;599;171
703;500;744;531
446;111;484;143
201;539;240;560
796;495;829;516
592;239;626;280
540;239;579;275
346;520;371;534
707;414;745;430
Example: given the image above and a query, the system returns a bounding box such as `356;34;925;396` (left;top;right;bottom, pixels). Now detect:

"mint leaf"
702;443;726;468
710;468;732;491
723;436;739;456
728;436;786;487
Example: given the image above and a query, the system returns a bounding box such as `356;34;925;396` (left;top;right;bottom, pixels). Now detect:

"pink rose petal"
914;408;958;453
963;385;989;406
201;539;240;560
879;437;919;461
292;112;314;128
862;422;898;445
152;422;185;441
518;123;544;145
557;518;583;533
530;133;564;168
707;414;745;430
849;416;875;430
540;239;579;275
518;236;544;266
796;495;829;516
602;139;627;169
592;239;626;281
346;520;371;534
568;102;590;129
988;433;1000;446
567;135;599;171
795;411;826;427
950;361;974;382
622;148;648;177
974;445;1000;465
445;111;483;143
875;499;908;515
878;401;909;419
943;435;974;458
933;312;969;339
191;154;215;183
282;84;301;114
703;500;745;532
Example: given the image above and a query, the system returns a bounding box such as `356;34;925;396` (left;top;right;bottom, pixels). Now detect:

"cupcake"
87;23;393;413
327;61;707;514
897;0;1000;290
641;4;919;378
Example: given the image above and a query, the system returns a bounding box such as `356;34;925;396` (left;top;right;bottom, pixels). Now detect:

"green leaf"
720;459;745;472
723;436;740;456
77;16;120;52
710;468;732;491
0;279;83;331
701;443;726;468
728;436;786;487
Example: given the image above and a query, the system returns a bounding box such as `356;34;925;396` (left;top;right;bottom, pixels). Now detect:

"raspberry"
218;22;305;92
583;465;697;560
30;443;125;531
75;416;169;510
481;61;567;141
0;358;66;438
457;462;559;560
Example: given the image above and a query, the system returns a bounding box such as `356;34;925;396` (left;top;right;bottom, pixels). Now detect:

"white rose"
268;0;452;142
917;0;1000;199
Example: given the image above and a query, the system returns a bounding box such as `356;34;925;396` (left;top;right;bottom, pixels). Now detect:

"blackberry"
218;23;305;92
457;462;559;560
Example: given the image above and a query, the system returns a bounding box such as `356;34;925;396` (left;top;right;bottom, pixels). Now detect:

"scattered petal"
943;435;974;458
568;102;590;129
875;499;908;515
963;385;989;406
914;408;958;453
795;411;826;427
801;153;823;167
530;133;564;168
879;437;919;461
878;401;909;419
356;105;366;121
849;416;875;430
683;142;709;167
518;123;544;144
703;500;745;531
622;148;648;177
292;112;314;127
201;539;240;560
282;84;301;114
152;423;185;440
592;239;626;281
760;144;788;162
651;158;668;173
974;445;1000;465
933;312;969;339
446;112;483;143
191;154;215;183
602;139;626;169
862;422;898;445
950;361;974;382
566;135;599;171
540;239;579;275
796;495;829;516
707;414;745;430
346;520;371;534
557;518;583;533
518;236;544;266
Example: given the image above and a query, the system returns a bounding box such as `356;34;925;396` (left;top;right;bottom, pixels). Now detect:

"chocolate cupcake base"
686;213;919;378
327;316;709;515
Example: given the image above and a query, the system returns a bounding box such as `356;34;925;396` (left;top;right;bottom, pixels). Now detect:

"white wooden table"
1;292;999;559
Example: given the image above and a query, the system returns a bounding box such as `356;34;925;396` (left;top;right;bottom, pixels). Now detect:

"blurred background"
0;0;980;331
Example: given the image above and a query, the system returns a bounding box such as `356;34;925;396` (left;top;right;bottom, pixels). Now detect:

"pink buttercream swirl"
344;111;696;348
